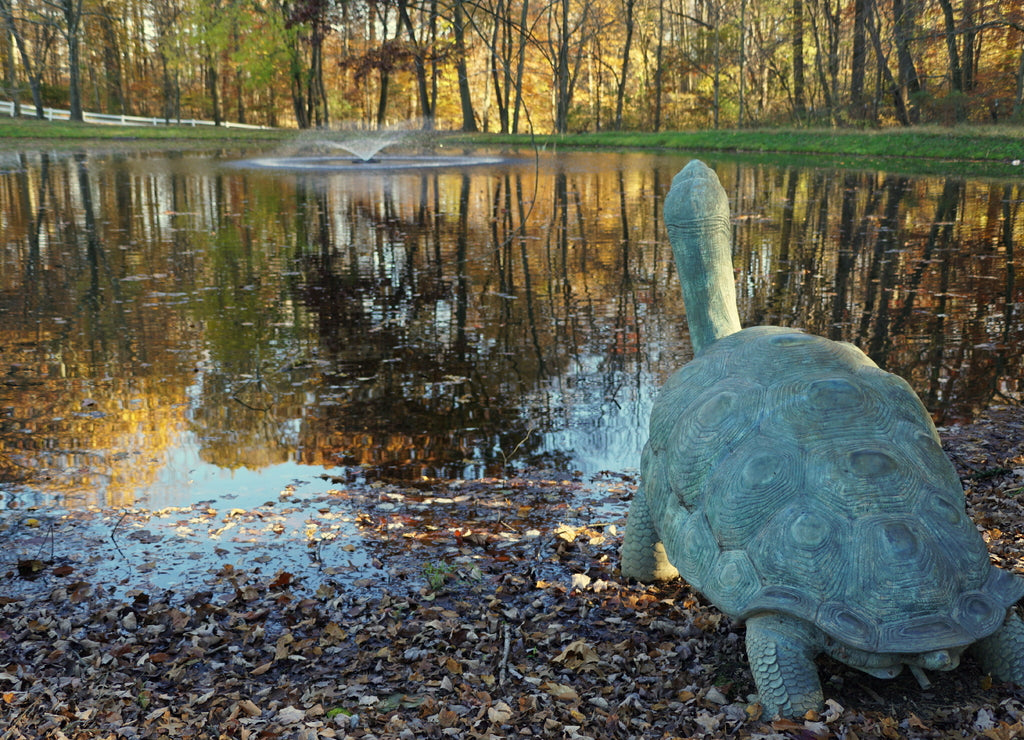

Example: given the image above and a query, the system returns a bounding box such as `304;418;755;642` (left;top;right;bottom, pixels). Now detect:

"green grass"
3;116;1023;177
455;125;1024;160
0;115;290;146
451;126;1024;178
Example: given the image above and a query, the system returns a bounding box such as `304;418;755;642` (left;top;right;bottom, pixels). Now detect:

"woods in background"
1;0;1022;132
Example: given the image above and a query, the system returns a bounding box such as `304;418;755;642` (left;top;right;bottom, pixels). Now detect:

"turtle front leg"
973;609;1024;684
620;483;679;581
745;613;824;718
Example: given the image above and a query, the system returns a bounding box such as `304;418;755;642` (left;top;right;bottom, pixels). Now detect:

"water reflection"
1;149;1021;508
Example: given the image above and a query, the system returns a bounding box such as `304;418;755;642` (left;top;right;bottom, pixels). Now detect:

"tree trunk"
807;0;839;123
866;0;911;125
312;22;328;127
850;0;868;120
653;0;665;131
738;0;746;125
1014;42;1024;119
453;0;478;131
962;0;976;91
0;0;40;117
62;0;84;121
161;53;176;122
712;0;721;128
935;0;965;120
793;0;806;118
490;9;509;133
290;45;310;128
511;0;529;133
207;62;222;125
235;66;246;124
377;68;390;126
99;10;124;113
554;0;571;133
428;0;439;124
614;0;635;130
892;0;922;123
397;0;433;128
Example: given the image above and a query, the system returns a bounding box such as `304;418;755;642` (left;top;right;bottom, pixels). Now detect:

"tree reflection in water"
0;150;1021;507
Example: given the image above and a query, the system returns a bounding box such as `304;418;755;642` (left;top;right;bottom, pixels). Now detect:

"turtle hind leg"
973;609;1024;685
620;483;678;582
745;613;824;719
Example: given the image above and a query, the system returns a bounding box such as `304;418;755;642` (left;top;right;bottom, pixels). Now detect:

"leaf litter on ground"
1;405;1024;738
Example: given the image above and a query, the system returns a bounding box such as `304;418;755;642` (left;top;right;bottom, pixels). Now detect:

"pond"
1;145;1023;514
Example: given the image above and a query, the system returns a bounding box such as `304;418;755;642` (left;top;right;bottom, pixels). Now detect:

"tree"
850;0;868;119
891;0;921;123
807;0;840;123
792;0;805;117
613;0;635;129
543;0;589;133
865;0;912;124
935;0;966;121
396;0;435;127
279;0;332;128
55;0;85;120
0;0;59;117
451;0;477;131
149;0;185;122
477;0;532;133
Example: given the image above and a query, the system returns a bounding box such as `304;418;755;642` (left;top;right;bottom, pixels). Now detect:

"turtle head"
913;648;961;672
901;649;963;688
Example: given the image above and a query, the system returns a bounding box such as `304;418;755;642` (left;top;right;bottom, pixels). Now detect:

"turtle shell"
643;326;1024;654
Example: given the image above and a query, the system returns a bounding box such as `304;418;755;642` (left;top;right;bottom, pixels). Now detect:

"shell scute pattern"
670;511;718;591
705;549;762;611
750;503;847;603
816;602;877;650
656;379;765;511
704;442;803;550
647;324;1024;654
853;515;966;617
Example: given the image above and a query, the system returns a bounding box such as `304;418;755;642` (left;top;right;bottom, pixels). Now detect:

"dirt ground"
2;405;1024;739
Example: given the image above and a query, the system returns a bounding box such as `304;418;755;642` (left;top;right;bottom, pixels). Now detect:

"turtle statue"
620;159;1024;718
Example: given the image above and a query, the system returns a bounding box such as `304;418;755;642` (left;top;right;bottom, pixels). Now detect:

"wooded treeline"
1;0;1023;132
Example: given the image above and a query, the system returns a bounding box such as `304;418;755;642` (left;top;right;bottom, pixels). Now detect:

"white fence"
0;99;273;129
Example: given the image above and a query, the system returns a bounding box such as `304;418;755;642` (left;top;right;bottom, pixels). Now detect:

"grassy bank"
3;116;1024;177
453;125;1024;178
458;125;1024;161
0;115;290;146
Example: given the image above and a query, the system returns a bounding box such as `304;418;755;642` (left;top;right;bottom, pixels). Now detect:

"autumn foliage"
1;0;1023;131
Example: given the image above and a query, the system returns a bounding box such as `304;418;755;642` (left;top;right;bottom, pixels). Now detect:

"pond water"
1;146;1023;513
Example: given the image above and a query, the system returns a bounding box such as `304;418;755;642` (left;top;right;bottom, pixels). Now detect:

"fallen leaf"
552;639;601;673
983;721;1024;740
487;700;513;723
570;573;591;590
541;681;579;702
276;705;305;724
268;571;293;589
437;708;459;727
274;633;294;660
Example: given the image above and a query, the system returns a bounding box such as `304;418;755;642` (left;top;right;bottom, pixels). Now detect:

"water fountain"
233;122;508;172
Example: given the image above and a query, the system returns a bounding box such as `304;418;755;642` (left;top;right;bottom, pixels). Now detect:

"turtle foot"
974;609;1024;685
620;483;679;582
745;613;824;718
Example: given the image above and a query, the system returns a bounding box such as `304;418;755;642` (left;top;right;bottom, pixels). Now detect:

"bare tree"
0;0;58;117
